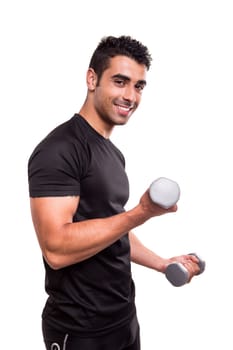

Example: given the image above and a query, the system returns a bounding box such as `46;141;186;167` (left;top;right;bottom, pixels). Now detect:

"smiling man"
81;50;147;134
28;35;200;350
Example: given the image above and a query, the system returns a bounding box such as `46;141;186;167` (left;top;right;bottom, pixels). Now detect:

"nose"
122;85;137;103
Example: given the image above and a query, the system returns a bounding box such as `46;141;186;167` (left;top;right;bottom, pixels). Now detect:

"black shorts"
42;314;140;350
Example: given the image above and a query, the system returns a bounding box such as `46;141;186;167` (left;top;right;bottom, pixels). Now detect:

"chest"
78;139;129;218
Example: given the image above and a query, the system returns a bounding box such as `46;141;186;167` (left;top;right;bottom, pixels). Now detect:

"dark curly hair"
89;35;152;81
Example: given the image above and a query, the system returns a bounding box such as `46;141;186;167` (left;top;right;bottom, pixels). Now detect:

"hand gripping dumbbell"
148;177;205;286
149;177;181;209
165;253;206;287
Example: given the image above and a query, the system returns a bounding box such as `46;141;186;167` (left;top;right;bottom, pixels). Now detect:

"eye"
135;83;145;93
114;79;126;87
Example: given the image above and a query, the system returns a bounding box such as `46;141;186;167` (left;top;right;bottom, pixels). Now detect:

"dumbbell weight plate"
165;262;189;287
149;177;180;209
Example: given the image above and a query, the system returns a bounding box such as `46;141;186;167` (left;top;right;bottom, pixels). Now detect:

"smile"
115;104;134;117
117;105;131;112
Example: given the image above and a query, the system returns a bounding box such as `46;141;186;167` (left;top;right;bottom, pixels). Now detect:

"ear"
86;68;97;91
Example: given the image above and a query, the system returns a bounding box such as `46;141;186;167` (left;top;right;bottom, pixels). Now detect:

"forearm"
129;231;169;273
129;232;202;283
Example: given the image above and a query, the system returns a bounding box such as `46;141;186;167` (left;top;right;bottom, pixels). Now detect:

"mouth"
114;102;135;117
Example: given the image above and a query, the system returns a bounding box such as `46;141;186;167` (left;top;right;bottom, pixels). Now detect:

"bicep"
30;196;79;251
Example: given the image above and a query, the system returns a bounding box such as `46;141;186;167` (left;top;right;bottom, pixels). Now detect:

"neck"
79;101;114;139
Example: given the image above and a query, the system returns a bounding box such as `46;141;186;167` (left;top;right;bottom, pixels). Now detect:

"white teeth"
118;106;130;111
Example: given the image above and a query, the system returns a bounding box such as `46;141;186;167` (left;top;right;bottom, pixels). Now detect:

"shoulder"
29;116;88;158
28;115;92;177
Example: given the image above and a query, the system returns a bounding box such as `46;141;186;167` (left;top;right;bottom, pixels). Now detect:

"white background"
1;0;232;349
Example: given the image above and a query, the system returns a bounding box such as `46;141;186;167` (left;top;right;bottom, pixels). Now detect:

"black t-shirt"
28;115;136;336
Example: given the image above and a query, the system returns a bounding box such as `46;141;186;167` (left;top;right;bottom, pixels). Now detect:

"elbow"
39;232;68;270
43;250;66;270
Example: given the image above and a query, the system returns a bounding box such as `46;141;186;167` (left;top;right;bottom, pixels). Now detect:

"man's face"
92;55;147;127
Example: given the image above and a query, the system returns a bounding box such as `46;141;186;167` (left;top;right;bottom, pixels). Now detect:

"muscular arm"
30;191;177;270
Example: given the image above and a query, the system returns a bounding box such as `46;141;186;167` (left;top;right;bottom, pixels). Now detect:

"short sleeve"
28;139;87;198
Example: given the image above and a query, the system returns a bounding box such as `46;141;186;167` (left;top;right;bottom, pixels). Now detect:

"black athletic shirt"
28;115;136;336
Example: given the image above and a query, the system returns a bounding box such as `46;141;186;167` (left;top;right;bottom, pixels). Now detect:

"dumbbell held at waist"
165;253;206;287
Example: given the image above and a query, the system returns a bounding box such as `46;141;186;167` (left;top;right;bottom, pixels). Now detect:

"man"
28;35;200;350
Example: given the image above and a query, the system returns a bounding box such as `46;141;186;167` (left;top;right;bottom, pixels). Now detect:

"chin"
102;112;131;127
114;114;132;126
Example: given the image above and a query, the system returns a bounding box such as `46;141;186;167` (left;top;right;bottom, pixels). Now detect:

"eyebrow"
112;74;147;86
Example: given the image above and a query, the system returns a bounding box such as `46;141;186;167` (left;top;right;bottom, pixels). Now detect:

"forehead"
104;55;147;81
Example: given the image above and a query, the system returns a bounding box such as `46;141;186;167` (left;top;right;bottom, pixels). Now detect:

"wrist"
158;258;170;273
